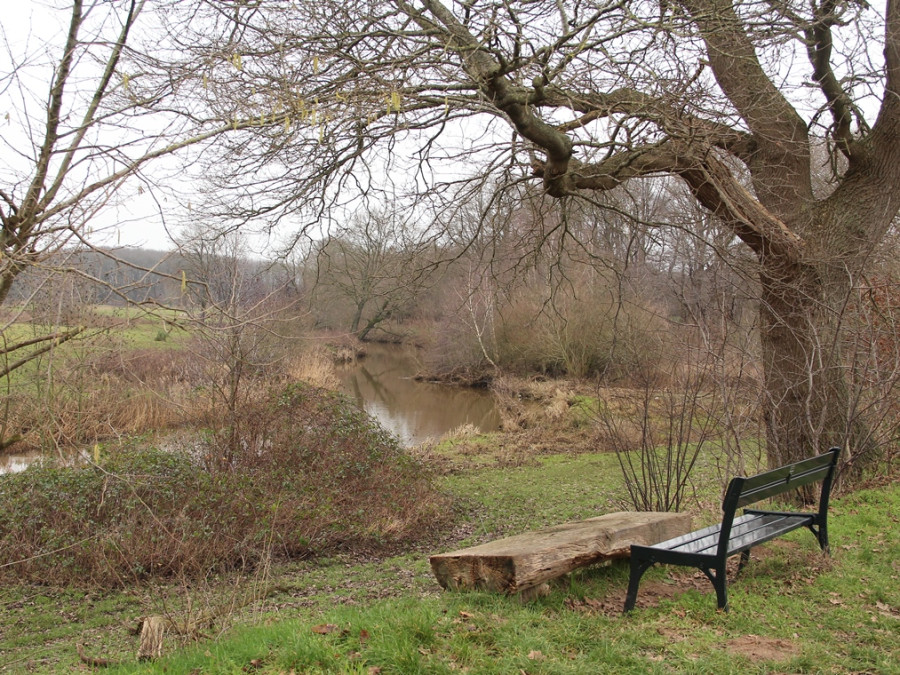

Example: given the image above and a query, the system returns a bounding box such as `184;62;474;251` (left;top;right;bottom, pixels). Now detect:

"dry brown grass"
489;374;588;431
88;347;206;385
2;335;366;455
284;345;341;389
5;348;207;453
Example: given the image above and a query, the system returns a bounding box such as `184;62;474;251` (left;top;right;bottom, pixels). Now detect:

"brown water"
336;343;500;446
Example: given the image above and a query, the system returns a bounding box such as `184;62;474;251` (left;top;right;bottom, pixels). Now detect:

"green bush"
0;384;449;586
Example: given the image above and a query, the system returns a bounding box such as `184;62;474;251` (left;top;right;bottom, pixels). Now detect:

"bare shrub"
840;271;900;477
491;279;671;382
595;361;717;512
0;385;449;587
422;321;495;382
3;325;359;457
213;383;449;546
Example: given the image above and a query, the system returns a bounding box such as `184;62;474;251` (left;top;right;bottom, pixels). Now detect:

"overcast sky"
1;0;217;253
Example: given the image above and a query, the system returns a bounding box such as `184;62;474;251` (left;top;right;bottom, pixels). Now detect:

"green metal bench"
623;447;840;612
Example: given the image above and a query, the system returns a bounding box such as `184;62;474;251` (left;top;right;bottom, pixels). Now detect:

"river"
0;452;39;475
0;345;499;473
335;343;500;446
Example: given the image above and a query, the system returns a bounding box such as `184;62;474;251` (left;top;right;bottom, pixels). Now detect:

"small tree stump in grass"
430;511;692;595
137;616;167;661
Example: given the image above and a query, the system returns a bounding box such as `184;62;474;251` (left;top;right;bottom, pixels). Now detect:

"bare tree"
178;225;302;467
0;0;259;379
184;0;899;472
310;209;439;340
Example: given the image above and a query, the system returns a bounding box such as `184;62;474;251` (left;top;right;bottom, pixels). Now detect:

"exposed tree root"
77;643;113;668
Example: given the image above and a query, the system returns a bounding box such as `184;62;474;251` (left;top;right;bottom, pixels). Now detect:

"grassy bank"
110;481;900;675
1;438;897;673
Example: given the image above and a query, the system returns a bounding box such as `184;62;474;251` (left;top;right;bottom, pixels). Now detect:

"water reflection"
0;450;86;475
336;344;500;446
0;452;39;474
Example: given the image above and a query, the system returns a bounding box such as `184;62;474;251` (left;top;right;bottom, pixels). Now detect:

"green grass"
568;394;597;426
1;306;189;359
1;311;188;396
1;445;897;673
442;452;631;539
105;482;899;674
114;315;189;350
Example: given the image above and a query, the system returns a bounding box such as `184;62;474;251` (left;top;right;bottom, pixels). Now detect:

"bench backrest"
717;447;840;555
728;447;841;510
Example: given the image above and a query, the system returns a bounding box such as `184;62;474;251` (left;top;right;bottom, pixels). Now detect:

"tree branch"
39;0;143;212
0;326;86;379
680;0;813;215
19;0;83;222
404;0;575;195
545;86;756;160
872;0;900;144
804;0;862;160
538;142;803;263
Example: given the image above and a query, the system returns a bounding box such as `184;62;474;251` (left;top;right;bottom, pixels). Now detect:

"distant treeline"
8;248;184;308
8;246;299;313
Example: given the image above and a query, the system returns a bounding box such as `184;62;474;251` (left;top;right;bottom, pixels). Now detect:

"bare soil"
563;539;833;618
725;635;798;662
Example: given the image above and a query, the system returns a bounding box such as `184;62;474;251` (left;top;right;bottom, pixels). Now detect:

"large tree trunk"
758;208;880;476
350;301;365;335
758;270;846;469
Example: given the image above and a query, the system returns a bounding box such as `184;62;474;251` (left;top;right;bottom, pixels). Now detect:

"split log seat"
430;511;692;596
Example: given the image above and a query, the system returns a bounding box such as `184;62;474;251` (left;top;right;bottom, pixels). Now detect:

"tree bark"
758;196;897;474
430;511;692;594
757;263;847;470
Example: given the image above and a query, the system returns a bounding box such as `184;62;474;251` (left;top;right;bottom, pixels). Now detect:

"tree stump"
430;511;692;595
137;616;167;661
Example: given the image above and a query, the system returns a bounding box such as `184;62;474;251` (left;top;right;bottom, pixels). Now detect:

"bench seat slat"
644;521;725;553
641;512;813;558
725;512;812;555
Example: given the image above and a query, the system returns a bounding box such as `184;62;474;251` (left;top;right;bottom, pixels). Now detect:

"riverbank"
2;330;896;672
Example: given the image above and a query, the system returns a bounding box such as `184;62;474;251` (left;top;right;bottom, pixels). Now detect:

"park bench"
623;447;841;612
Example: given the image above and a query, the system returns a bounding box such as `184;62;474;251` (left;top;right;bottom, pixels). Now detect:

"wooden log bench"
430;511;692;597
624;447;840;612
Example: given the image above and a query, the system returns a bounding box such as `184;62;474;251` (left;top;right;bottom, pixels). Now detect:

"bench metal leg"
736;549;751;577
808;521;829;554
623;556;654;613
700;564;729;611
